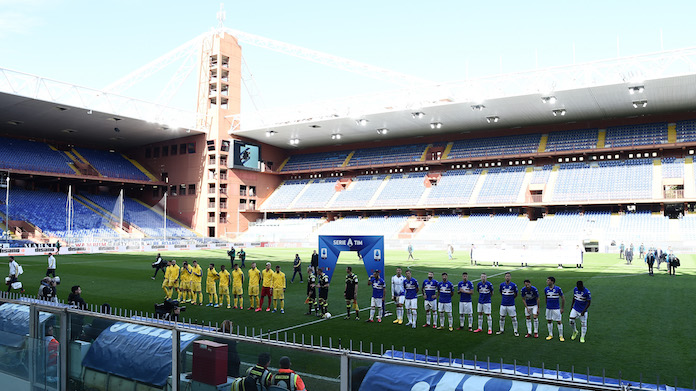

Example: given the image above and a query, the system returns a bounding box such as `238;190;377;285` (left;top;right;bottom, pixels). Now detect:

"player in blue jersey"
457;272;474;331
367;270;385;323
402;269;419;329
520;279;540;338
544;276;565;341
569;280;591;343
497;272;519;336
421;272;438;328
437;273;455;331
391;267;406;325
474;273;494;334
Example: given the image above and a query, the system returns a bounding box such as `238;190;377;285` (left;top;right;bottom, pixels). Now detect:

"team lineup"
156;253;592;342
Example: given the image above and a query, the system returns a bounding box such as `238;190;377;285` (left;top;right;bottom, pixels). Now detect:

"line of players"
160;259;288;313
321;267;591;343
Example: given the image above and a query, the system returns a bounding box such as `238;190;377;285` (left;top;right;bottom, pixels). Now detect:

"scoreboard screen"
230;140;261;171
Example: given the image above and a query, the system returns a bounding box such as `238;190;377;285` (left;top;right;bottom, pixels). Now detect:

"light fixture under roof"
552;109;567;116
331;133;342;140
411;112;425;119
632;99;648;108
376;128;389;135
430;122;442;129
471;104;486;111
265;130;277;137
541;96;557;104
356;119;368;126
486;116;500;123
628;85;645;94
289;138;300;145
6;120;23;126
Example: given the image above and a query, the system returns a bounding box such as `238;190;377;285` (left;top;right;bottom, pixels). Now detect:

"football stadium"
1;3;696;391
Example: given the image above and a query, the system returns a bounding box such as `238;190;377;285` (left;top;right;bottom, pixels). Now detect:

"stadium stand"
85;194;195;237
529;165;553;184
331;175;386;208
8;189;117;238
236;217;324;242
545;129;598;152
446;134;541;159
280;150;351;172
475;167;526;204
661;157;684;178
292;179;338;209
607;210;670;244
531;210;611;242
676;119;696;142
347;144;426;166
424;169;481;205
604;122;668;147
74;148;150;181
552;159;653;201
259;179;309;210
372;173;427;207
317;215;408;236
0;137;73;174
418;213;528;243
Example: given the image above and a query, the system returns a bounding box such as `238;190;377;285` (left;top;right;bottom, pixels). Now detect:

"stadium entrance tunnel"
318;235;384;282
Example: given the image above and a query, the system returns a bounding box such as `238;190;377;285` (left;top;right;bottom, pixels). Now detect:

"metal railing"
0;293;685;391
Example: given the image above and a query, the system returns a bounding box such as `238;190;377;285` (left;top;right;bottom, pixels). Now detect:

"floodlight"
356;119;368;126
471;105;485;111
541;96;557;104
486;116;499;123
265;130;277;137
628;85;645;94
411;112;425;119
376;128;389;135
331;133;342;140
632;100;648;108
430;122;443;129
289;138;300;145
552;109;566;116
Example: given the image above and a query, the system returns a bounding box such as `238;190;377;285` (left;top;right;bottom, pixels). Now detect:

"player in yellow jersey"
169;260;181;300
231;263;244;309
206;263;220;307
259;262;274;312
218;264;231;309
190;260;203;305
178;261;192;302
162;260;173;298
248;262;261;311
272;265;287;314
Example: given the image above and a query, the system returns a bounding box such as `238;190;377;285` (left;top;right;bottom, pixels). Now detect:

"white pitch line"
258;266;528;337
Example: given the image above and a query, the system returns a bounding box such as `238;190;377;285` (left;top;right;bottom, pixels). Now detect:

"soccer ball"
323;312;332;319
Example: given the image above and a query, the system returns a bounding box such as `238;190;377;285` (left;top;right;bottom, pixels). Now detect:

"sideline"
258;266;528;337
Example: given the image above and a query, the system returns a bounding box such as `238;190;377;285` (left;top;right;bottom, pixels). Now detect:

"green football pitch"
7;248;696;385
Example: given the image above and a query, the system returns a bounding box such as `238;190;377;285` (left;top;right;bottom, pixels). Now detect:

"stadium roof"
231;47;696;149
0;67;206;149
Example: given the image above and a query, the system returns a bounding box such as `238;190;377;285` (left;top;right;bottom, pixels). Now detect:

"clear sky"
2;0;695;114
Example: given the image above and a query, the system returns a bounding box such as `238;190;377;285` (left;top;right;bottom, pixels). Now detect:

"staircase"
667;123;677;143
543;165;560;202
537;134;548;153
653;160;663;200
468;170;487;204
121;155;158;181
367;176;390;207
684;158;695;197
597;129;606;148
441;142;454;160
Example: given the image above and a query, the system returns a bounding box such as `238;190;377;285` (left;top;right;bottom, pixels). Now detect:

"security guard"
271;356;306;391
